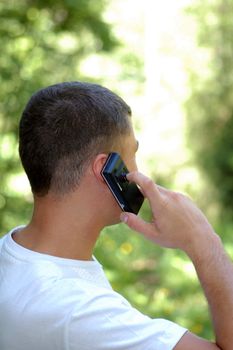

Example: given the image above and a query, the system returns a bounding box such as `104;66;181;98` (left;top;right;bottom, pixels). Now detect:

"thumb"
120;212;159;239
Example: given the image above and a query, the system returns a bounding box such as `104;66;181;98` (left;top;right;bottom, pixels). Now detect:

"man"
0;81;232;349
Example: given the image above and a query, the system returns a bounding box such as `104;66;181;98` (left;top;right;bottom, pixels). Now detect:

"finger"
127;171;162;211
157;185;170;194
120;212;159;238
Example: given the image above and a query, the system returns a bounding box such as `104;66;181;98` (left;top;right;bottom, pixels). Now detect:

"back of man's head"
19;81;131;196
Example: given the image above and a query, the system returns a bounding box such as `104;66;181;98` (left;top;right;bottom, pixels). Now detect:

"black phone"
101;152;144;214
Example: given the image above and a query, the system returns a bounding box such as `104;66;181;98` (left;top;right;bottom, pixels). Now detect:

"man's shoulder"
0;234;5;249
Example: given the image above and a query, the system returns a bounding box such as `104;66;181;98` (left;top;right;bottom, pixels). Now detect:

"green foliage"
184;2;233;337
0;0;228;341
185;0;233;215
0;0;117;234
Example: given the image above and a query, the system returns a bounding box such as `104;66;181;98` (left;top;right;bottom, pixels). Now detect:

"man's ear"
92;153;108;183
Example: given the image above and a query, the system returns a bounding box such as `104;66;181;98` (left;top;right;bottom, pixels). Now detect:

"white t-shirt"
0;227;187;350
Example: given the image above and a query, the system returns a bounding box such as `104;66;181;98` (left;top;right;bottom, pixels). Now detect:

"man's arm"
175;231;233;350
120;172;233;350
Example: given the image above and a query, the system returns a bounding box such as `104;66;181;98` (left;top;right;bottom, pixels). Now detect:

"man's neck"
13;192;105;261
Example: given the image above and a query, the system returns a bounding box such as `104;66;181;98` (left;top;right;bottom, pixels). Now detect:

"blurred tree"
185;0;233;217
0;0;218;339
0;0;117;234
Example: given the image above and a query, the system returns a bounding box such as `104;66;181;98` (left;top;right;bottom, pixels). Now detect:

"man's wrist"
184;230;222;265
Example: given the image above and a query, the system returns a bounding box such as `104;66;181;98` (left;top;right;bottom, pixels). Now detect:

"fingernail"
120;213;128;223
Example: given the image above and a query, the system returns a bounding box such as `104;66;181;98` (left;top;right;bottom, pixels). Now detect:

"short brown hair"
19;81;131;195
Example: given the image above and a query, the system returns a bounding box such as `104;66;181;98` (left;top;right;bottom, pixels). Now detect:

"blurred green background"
0;0;233;341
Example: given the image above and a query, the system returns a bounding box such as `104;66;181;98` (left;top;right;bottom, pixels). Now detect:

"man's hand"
120;171;215;255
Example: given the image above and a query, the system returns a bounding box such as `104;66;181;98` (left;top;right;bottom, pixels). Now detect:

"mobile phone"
101;152;144;214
